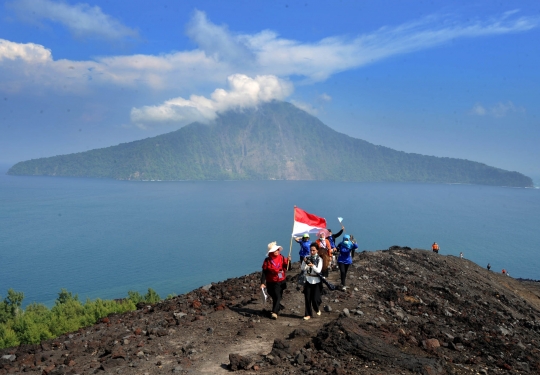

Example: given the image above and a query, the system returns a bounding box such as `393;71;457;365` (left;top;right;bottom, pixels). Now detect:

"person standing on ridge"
327;225;345;268
301;243;323;320
487;263;491;271
460;252;463;259
316;232;333;270
432;242;439;254
294;233;311;263
317;245;332;278
337;234;358;290
261;242;291;320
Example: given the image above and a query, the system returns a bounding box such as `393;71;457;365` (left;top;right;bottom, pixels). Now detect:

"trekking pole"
287;205;296;270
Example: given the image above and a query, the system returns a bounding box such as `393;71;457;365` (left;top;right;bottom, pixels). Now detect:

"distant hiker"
261;242;291;320
487;263;491;271
502;269;506;275
294;233;311;263
459;252;463;259
432;242;439;254
337;234;358;290
301;244;323;320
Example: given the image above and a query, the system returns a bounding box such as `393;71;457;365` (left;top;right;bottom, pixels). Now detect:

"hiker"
316;232;333;270
317;245;332;278
502;269;506;275
327;225;345;268
487;263;491;271
260;242;291;319
301;243;323;320
460;252;463;259
337;234;358;290
432;242;439;253
294;233;311;262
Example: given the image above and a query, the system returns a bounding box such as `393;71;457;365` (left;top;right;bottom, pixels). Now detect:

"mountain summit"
7;101;533;187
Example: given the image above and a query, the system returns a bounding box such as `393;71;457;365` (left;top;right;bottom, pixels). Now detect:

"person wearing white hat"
260;242;291;319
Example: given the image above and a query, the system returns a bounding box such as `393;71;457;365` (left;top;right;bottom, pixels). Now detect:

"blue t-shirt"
337;240;358;265
297;239;311;259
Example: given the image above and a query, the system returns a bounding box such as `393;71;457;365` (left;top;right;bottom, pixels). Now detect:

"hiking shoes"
303;316;311;320
271;313;278;320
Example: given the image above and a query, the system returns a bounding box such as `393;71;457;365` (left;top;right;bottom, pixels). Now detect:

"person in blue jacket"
336;234;358;290
294;233;311;262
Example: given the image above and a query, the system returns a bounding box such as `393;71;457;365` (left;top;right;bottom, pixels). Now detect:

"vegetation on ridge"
0;288;162;349
7;101;533;187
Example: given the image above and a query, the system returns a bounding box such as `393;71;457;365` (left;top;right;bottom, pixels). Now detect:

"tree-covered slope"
7;101;533;187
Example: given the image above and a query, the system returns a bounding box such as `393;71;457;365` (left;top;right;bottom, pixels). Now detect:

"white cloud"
290;100;318;115
2;10;539;94
0;10;538;123
0;38;52;62
130;74;293;127
491;101;526;117
319;93;332;102
471;103;487;116
239;11;539;82
7;0;138;40
186;10;253;64
471;101;525;117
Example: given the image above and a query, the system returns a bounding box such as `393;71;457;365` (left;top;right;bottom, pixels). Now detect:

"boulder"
229;353;252;371
314;318;444;375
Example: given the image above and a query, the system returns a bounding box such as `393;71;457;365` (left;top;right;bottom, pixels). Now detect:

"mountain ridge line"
7;101;533;187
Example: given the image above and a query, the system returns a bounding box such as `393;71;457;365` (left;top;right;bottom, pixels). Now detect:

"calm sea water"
1;164;538;307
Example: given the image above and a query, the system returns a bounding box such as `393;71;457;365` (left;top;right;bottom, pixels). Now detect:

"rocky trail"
1;248;539;374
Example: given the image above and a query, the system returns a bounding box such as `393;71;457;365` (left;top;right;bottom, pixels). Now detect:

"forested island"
7;101;533;187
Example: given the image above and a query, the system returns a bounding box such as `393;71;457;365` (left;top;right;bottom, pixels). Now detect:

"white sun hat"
267;241;282;255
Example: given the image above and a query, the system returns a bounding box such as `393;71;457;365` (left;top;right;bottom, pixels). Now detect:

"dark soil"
1;248;539;374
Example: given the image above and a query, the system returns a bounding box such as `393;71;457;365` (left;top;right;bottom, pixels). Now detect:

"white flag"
338;217;343;223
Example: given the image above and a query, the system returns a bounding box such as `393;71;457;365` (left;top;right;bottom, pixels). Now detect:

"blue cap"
343;234;351;240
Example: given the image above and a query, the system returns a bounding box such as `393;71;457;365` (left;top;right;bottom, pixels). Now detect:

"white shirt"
301;256;323;284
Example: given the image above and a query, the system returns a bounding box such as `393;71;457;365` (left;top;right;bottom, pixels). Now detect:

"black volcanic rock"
7;101;533;187
0;250;540;374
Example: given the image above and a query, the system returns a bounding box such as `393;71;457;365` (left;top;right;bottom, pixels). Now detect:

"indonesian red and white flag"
291;207;327;237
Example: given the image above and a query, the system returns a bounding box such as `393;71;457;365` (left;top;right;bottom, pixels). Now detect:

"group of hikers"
434;244;508;276
261;234;512;321
260;225;357;320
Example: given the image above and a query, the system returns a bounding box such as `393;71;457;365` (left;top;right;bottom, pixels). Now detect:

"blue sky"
1;0;539;180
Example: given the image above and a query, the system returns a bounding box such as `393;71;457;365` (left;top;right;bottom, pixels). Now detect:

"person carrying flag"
289;206;327;268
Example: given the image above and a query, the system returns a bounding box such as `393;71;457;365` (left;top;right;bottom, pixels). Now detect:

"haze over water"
1;164;538;307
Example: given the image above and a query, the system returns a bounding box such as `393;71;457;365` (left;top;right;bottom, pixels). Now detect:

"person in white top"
300;243;323;320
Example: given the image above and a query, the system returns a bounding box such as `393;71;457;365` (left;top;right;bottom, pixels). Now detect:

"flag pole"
287;205;296;270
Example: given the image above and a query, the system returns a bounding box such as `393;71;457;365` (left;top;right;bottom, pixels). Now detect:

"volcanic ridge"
1;248;539;375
